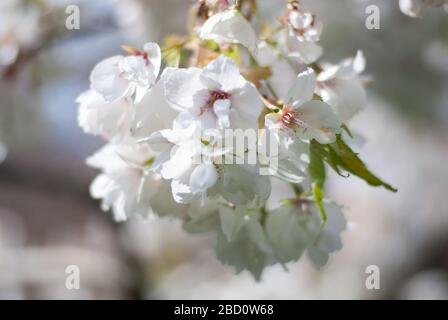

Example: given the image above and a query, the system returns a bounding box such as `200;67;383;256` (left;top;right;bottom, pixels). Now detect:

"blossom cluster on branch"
77;0;396;279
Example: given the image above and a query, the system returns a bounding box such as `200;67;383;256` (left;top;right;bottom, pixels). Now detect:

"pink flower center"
134;50;150;65
279;107;303;129
201;90;230;114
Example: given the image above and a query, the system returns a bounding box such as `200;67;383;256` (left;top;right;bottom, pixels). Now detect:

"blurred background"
0;0;447;299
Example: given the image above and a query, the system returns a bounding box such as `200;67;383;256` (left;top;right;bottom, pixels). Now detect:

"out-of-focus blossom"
0;0;41;67
399;0;448;17
423;41;448;74
0;143;7;163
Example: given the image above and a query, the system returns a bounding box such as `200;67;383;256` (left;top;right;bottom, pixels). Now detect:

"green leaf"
162;48;182;68
309;140;327;225
329;135;397;192
310;136;397;192
309;139;345;177
312;184;326;225
309;141;326;187
328;147;349;177
341;124;353;138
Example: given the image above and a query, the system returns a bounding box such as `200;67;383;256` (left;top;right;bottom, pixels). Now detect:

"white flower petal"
213;99;231;129
286;67;316;105
270;59;298;102
264;113;281;131
143;41;161;78
90;55;132;102
287;37;323;65
320;51;366;81
256;41;277;67
320;78;366;123
164;67;207;112
171;179;195;204
132;79;178;139
201;55;246;92
230;82;263;129
161;146;194;180
189;163;218;194
119;55;155;86
294;100;342;144
307;203;347;267
77;89;133;142
353;50;366;75
200;10;257;51
265;206;310;263
90;174;116;200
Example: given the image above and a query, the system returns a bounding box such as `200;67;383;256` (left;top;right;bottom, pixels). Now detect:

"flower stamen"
279;106;304;129
201;90;231;115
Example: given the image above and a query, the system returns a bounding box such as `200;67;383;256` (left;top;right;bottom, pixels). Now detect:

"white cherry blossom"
287;9;322;43
144;117;227;204
77;90;134;142
199;9;257;51
164;55;262;130
277;4;323;64
90;42;161;103
317;50;367;123
78;69;177;142
279;28;323;65
265;68;341;144
87;143;183;221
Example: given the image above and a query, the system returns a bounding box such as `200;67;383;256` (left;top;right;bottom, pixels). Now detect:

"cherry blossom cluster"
78;0;396;279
